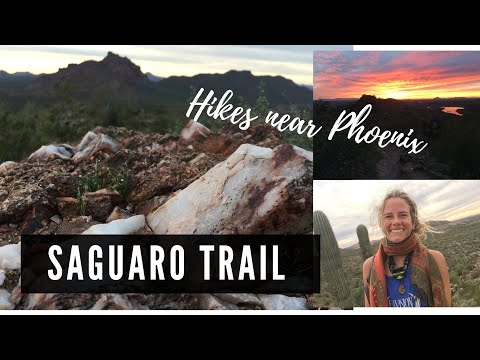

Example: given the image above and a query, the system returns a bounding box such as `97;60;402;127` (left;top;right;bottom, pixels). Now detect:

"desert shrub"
107;164;131;197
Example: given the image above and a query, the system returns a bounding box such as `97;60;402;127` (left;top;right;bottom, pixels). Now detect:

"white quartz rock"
29;145;73;160
0;161;16;173
258;294;308;310
73;131;118;161
179;120;212;144
0;289;15;310
82;215;145;235
0;243;21;270
147;143;312;234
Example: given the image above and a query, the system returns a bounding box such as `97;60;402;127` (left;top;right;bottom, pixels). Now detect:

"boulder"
214;293;263;308
258;294;308;310
0;289;14;310
89;294;134;310
0;243;21;269
179;120;212;144
56;197;79;219
127;163;199;206
82;189;123;222
0;161;16;176
147;144;312;234
19;202;55;235
56;216;101;235
82;215;145;235
106;206;132;223
197;294;239;310
134;196;168;217
0;183;48;224
73;132;118;162
28;145;74;161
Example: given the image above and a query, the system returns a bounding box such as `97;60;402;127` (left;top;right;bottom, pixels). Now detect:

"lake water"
442;107;464;116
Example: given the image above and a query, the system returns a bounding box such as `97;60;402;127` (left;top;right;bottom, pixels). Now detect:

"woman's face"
382;197;414;243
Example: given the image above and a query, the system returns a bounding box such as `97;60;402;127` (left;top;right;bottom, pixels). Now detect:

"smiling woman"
363;189;451;307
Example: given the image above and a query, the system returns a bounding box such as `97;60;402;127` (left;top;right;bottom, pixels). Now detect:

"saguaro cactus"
313;210;352;309
356;224;372;261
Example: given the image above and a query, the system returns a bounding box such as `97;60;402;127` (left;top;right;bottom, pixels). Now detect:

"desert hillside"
314;217;480;307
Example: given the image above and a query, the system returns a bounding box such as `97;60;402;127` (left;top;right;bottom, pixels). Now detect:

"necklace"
388;251;413;295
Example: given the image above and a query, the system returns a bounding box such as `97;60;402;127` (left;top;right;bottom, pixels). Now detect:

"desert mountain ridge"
0;52;312;107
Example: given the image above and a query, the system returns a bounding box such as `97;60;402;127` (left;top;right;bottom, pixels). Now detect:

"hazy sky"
313;51;480;99
313;180;480;248
0;45;351;86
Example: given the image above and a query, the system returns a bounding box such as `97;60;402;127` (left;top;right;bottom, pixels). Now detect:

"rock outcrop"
147;143;312;234
0;121;313;310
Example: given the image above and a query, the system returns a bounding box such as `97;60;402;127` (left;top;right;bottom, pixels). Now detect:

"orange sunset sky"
313;51;480;100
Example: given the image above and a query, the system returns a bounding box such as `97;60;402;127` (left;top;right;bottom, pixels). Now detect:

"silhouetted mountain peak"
225;70;254;77
358;94;378;103
99;52;146;81
0;70;9;76
355;94;404;108
26;52;147;95
101;52;137;69
104;51;121;60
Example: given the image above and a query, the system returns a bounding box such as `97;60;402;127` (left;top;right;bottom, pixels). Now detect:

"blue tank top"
386;263;428;307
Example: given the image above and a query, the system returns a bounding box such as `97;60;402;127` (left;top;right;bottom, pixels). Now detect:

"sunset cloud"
313;180;480;248
313;51;480;99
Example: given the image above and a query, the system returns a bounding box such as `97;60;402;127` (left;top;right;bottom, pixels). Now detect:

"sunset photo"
314;51;480;100
313;51;480;180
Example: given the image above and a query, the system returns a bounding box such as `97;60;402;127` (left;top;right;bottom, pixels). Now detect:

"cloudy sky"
313;51;480;99
0;45;351;86
313;180;480;248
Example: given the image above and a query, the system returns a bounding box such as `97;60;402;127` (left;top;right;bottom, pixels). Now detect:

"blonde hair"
376;189;435;241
